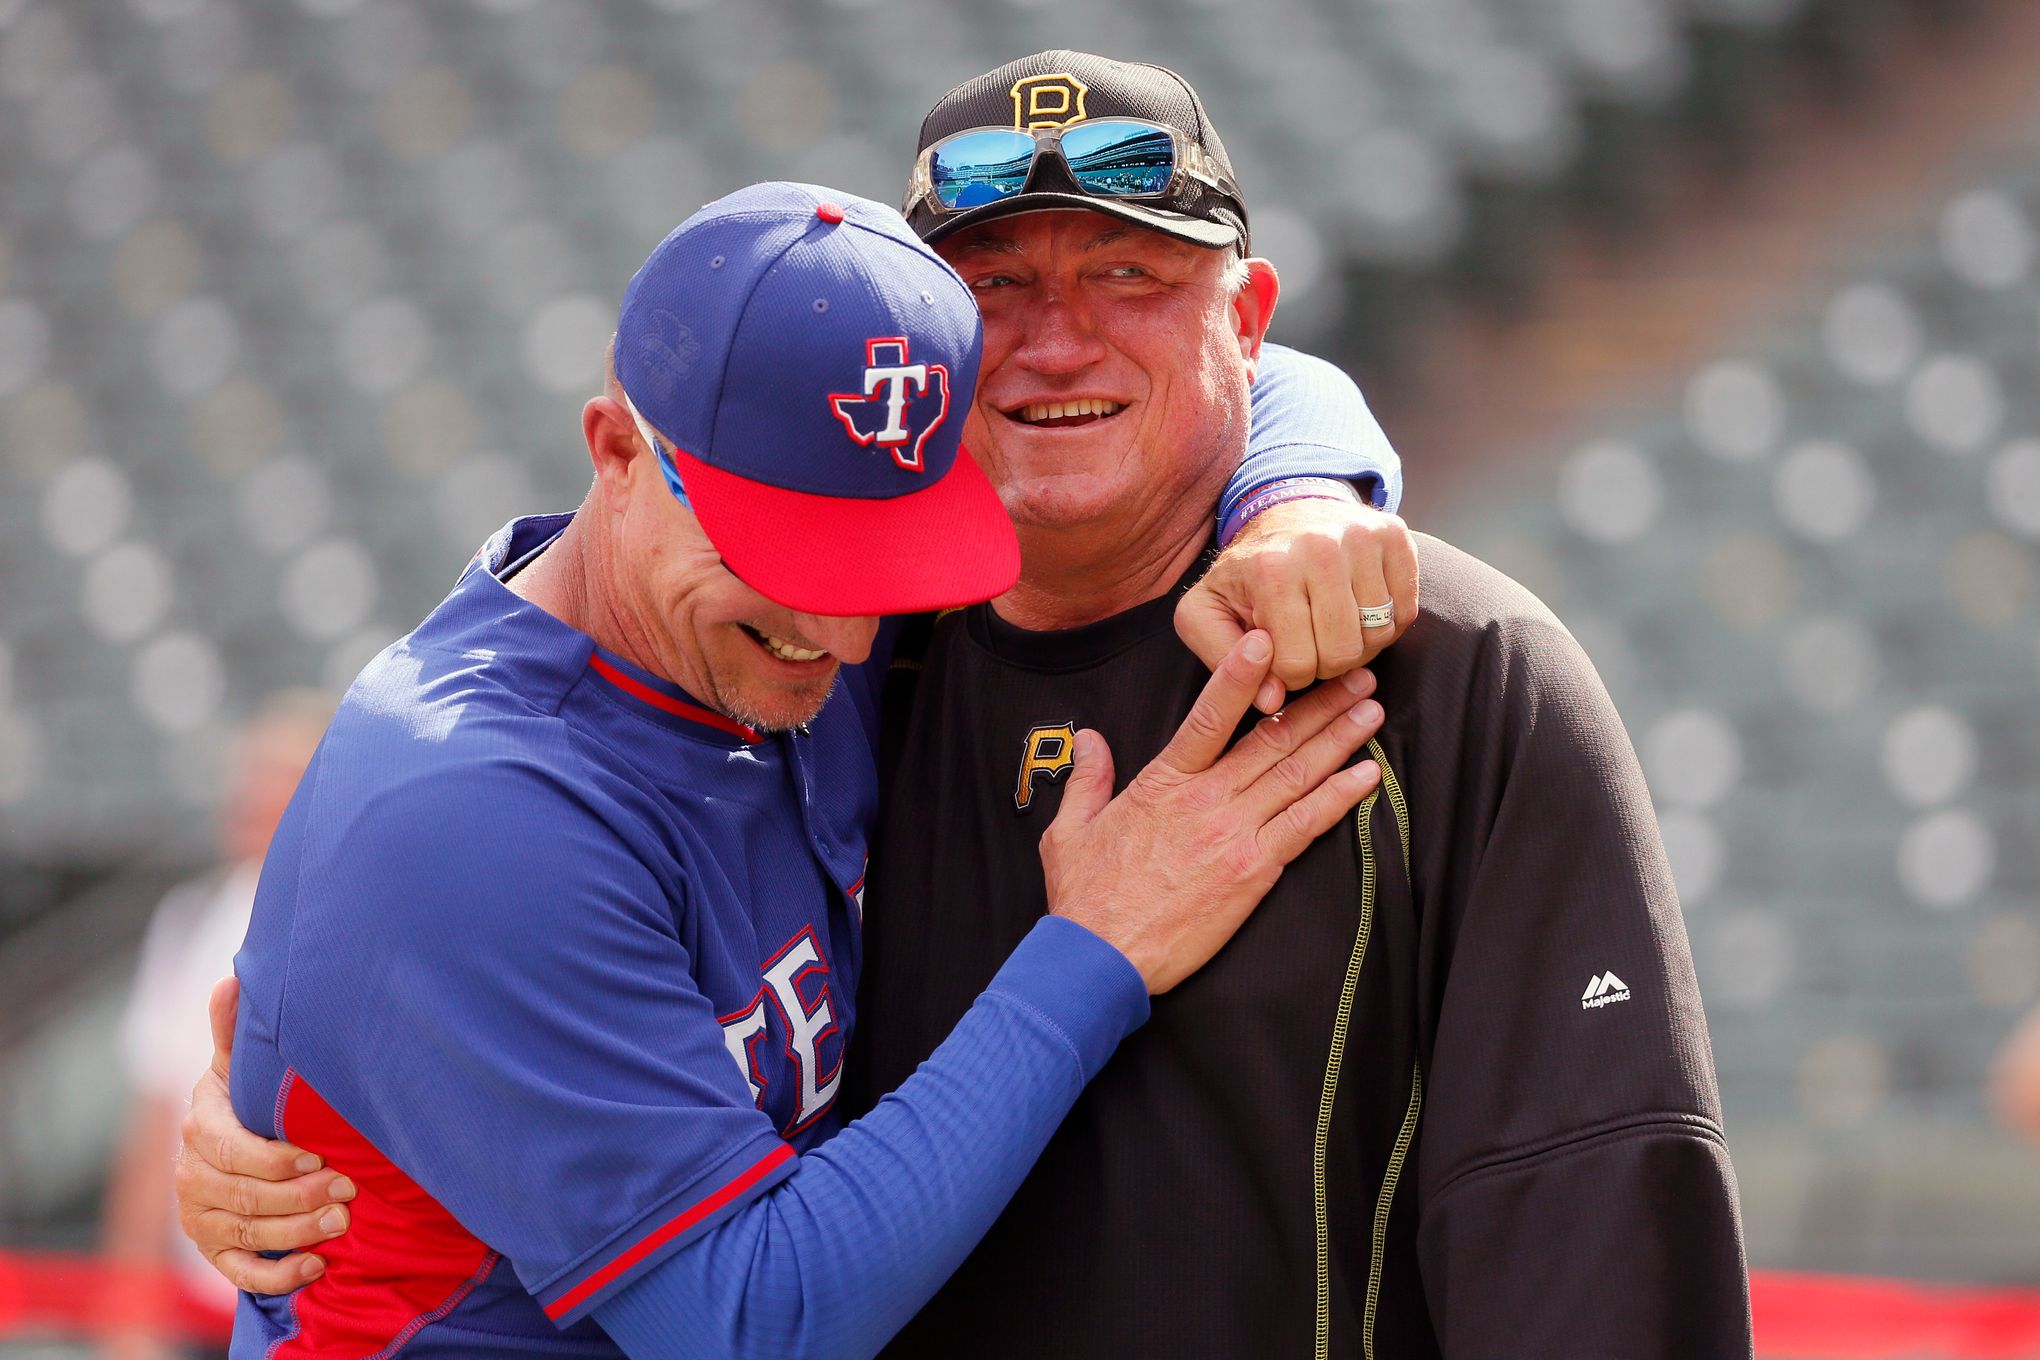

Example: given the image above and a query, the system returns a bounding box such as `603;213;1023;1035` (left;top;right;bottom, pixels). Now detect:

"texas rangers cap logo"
827;336;951;473
1011;72;1089;129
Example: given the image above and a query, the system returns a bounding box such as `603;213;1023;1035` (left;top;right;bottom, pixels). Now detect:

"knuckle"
1194;809;1239;850
194;1209;233;1253
1301;531;1343;564
1248;551;1289;589
1271;751;1312;795
1252;713;1300;755
234;1217;263;1252
229;1177;259;1218
1321;643;1367;673
1183;770;1224;815
1261;802;1311;850
208;1132;239;1176
1220;837;1265;881
1181;777;1224;817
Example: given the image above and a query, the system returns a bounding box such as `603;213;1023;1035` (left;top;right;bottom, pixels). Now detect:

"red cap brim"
669;443;1021;616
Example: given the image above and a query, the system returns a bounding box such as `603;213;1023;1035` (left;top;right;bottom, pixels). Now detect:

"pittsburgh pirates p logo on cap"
1010;73;1088;129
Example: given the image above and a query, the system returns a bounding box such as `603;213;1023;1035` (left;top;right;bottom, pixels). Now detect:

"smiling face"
616;466;878;731
934;210;1276;540
571;388;881;734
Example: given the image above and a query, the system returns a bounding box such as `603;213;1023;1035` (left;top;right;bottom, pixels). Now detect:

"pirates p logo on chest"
1015;720;1077;811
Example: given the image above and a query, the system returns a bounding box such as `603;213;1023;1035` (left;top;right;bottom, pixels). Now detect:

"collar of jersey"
468;513;764;746
581;646;763;745
964;540;1214;673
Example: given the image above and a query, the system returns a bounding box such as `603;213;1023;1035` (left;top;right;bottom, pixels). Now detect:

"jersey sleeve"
1223;342;1404;519
593;915;1148;1360
273;756;799;1323
1411;614;1751;1354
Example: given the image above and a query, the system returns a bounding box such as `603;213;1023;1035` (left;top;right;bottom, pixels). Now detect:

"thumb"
208;975;240;1080
1049;729;1115;830
1173;584;1247;676
1176;587;1284;714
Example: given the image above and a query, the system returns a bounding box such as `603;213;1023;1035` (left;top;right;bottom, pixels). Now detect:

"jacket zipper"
1316;739;1417;1360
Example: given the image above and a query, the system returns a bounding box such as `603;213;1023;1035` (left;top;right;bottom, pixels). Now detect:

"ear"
583;395;647;492
1232;258;1280;383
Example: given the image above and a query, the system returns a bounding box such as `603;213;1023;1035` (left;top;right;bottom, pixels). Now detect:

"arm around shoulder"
1227;342;1404;518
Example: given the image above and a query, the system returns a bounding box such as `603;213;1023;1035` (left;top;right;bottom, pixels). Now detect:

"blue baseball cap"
614;181;1020;617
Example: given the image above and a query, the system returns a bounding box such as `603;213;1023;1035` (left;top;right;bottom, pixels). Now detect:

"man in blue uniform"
204;181;1401;1359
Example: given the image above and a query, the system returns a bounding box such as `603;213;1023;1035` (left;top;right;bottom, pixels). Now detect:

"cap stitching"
623;206;818;436
709;202;840;463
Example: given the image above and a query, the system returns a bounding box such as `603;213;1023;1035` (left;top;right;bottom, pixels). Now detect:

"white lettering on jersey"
763;932;843;1128
719;997;770;1103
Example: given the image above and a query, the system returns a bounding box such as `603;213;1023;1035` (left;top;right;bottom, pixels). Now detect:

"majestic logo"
1011;72;1089;129
719;928;844;1135
1581;971;1632;1010
1015;721;1077;811
828;336;951;473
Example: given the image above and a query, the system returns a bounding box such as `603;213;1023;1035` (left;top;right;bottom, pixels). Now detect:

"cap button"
814;201;846;224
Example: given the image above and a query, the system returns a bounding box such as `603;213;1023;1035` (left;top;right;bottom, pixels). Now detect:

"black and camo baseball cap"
905;49;1250;252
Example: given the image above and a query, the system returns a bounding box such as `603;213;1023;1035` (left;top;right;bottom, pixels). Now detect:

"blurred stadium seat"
0;0;1977;867
1441;131;2040;1276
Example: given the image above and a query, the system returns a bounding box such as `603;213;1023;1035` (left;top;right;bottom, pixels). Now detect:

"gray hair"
1220;253;1252;295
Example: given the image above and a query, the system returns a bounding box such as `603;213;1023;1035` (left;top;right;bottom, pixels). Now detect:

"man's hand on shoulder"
1177;496;1419;713
1040;632;1384;994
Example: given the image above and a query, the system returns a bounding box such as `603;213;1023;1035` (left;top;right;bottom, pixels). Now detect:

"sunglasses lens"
930;130;1037;209
1059;119;1177;198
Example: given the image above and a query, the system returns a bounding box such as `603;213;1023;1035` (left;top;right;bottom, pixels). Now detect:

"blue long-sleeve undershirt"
592;916;1149;1360
1222;342;1404;517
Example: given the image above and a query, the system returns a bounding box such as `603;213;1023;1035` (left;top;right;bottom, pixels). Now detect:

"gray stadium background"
1;0;2037;1334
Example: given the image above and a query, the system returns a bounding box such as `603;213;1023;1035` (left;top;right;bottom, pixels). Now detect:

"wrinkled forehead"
933;208;1211;267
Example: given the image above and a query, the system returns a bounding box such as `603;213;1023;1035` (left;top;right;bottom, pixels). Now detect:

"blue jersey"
226;343;1402;1358
231;513;886;1353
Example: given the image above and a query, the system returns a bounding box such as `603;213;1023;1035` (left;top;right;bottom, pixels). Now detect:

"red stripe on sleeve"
544;1142;796;1322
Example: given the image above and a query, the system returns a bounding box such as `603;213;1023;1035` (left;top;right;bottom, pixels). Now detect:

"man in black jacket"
850;51;1750;1357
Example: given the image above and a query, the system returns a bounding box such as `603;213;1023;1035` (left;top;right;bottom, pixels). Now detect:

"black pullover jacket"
847;535;1751;1358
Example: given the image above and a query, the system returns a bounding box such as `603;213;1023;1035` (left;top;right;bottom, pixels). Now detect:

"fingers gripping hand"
177;977;354;1294
1039;632;1385;994
1176;497;1420;711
